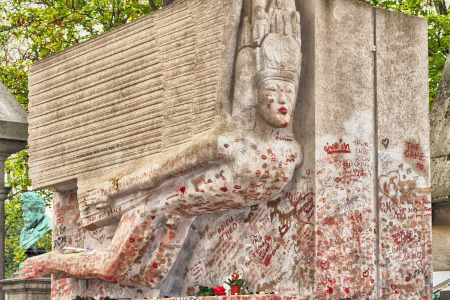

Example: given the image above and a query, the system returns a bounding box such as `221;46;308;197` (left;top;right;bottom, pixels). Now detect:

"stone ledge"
0;277;51;292
129;296;303;300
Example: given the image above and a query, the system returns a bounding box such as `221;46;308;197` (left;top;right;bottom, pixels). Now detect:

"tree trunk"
434;0;448;15
148;0;158;11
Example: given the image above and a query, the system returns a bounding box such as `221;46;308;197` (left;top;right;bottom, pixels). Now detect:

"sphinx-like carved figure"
24;0;302;288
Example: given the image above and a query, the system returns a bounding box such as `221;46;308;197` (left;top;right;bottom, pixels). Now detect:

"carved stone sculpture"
23;0;433;298
19;192;52;251
24;0;302;288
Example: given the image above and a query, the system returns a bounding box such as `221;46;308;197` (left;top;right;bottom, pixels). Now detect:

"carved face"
257;78;296;128
22;207;43;230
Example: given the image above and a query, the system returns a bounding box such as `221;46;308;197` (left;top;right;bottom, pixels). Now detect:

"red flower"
213;286;226;296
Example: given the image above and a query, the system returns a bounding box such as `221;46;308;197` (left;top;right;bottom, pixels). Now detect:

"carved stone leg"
24;205;164;282
126;216;196;287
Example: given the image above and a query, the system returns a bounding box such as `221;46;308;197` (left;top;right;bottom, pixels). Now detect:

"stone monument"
431;51;450;298
23;0;432;299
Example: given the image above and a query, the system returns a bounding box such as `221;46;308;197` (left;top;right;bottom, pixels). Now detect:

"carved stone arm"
80;131;225;209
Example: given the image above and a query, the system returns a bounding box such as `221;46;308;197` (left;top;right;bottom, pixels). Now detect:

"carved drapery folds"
240;0;301;49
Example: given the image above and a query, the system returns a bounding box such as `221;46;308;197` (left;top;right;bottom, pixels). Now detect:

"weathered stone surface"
376;8;432;299
431;54;450;158
24;0;431;299
132;296;306;300
0;276;50;300
0;82;27;142
433;202;450;271
430;53;450;202
28;0;242;190
313;0;376;298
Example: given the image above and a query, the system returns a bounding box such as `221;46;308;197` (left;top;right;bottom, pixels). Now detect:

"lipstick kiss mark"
278;224;289;237
320;261;330;270
264;255;272;266
362;270;369;277
279;107;288;115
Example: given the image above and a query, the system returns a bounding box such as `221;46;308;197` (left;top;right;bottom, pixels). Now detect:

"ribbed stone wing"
28;0;239;189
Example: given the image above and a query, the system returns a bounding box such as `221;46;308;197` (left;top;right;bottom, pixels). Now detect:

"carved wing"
28;0;242;190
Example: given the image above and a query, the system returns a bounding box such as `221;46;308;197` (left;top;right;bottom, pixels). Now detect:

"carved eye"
269;99;274;103
286;89;294;93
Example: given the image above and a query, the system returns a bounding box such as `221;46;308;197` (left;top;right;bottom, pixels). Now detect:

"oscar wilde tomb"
25;0;432;299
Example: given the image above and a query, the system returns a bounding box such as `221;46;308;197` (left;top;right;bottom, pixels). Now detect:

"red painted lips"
279;107;288;114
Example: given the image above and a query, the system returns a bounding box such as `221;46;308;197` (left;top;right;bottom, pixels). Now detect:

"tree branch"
434;0;448;15
148;0;158;11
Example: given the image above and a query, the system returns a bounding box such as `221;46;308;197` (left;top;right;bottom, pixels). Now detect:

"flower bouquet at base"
224;272;245;295
197;285;226;296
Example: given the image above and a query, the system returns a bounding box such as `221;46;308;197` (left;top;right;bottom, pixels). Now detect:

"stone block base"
0;274;50;300
132;296;301;300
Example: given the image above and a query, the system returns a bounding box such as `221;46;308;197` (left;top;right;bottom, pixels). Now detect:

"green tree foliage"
359;0;450;107
0;0;171;277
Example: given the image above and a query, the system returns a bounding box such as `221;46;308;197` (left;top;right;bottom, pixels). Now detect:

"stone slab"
314;0;377;298
375;7;432;299
0;277;50;300
431;55;450;158
433;202;450;271
430;54;450;202
130;296;305;300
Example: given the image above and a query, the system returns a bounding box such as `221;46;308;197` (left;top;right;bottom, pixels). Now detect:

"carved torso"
160;132;301;217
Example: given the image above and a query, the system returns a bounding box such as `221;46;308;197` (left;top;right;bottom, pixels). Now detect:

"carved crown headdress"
232;0;302;129
256;33;302;84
